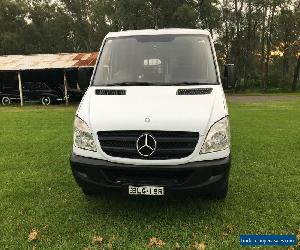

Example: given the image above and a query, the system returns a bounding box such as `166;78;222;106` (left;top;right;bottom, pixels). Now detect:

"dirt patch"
226;95;300;103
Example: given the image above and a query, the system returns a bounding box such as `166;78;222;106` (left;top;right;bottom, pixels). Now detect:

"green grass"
0;101;300;250
226;91;300;96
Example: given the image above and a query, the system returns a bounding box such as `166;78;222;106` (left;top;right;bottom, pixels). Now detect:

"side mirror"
78;68;92;91
222;64;236;90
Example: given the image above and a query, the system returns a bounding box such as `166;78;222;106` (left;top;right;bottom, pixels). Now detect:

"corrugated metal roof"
0;52;98;71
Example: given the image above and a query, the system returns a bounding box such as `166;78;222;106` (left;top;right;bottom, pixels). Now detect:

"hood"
83;86;221;136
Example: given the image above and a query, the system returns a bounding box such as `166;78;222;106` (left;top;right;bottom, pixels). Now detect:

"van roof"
106;29;210;38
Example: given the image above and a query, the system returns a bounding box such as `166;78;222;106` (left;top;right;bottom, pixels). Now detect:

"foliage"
0;0;299;90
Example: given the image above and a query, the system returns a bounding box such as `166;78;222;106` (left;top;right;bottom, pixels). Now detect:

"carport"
0;52;98;106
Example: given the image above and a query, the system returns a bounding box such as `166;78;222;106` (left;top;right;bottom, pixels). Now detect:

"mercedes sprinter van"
70;29;232;198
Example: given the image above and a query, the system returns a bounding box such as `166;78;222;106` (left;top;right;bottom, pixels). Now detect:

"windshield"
93;34;218;86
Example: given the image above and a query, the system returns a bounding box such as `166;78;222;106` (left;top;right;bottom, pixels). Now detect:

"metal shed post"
17;71;23;106
63;71;68;105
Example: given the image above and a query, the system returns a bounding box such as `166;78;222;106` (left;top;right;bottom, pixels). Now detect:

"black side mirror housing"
78;68;92;91
222;64;236;90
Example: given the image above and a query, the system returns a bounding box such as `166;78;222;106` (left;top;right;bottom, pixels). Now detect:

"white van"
70;29;234;198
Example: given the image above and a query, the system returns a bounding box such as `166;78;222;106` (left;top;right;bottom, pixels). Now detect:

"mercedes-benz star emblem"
136;133;157;157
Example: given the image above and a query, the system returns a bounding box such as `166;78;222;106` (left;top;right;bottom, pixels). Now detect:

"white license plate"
128;185;164;196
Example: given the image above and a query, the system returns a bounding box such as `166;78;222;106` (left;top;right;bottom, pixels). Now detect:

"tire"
82;188;100;196
206;173;229;200
1;96;11;106
41;96;51;106
212;183;228;199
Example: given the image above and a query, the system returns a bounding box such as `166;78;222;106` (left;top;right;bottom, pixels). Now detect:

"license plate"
128;185;164;196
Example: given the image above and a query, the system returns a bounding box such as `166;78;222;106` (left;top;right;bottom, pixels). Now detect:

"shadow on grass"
80;192;228;225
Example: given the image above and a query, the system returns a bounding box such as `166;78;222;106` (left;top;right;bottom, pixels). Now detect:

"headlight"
201;117;230;154
74;116;97;152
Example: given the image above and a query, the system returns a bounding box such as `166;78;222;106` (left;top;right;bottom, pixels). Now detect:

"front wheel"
82;188;101;196
213;183;228;199
41;96;51;106
211;175;229;199
2;96;11;106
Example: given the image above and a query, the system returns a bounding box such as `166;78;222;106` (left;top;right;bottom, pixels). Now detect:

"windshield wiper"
104;82;153;87
101;81;217;87
168;82;213;86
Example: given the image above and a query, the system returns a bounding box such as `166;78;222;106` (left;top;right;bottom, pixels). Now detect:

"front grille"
98;130;199;160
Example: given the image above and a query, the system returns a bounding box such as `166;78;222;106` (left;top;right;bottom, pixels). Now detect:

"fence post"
17;71;23;106
64;70;68;105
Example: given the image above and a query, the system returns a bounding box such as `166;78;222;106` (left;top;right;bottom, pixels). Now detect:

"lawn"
0;99;300;250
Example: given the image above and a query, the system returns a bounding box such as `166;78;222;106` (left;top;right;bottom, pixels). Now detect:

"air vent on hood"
176;88;213;95
95;89;126;95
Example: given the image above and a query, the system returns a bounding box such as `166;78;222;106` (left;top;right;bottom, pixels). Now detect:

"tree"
0;0;299;91
0;0;27;55
292;54;300;91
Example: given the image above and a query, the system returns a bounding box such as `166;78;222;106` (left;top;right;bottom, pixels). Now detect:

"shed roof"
0;52;98;71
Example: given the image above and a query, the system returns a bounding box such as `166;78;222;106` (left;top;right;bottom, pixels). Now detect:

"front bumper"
70;154;231;195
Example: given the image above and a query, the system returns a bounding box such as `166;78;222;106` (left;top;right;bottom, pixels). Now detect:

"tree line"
0;0;299;91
